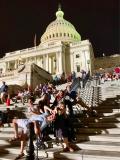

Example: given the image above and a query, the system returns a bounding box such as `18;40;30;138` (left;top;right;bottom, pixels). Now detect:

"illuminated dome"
41;5;81;44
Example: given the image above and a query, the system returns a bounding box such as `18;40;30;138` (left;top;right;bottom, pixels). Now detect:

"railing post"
25;122;35;160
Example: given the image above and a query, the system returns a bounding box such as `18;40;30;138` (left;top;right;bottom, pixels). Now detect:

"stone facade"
94;54;120;71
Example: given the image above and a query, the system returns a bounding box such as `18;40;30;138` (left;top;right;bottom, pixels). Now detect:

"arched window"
64;33;66;36
53;34;55;37
56;33;58;37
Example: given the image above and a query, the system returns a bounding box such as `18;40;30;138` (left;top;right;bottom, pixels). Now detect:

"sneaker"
14;153;24;160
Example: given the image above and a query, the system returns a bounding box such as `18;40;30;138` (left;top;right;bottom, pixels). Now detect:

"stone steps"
87;122;120;128
0;152;53;160
0;82;120;159
76;141;120;152
76;134;120;142
87;109;120;113
54;150;120;160
92;105;120;109
0;135;62;159
101;112;120;116
0;145;61;160
76;127;120;134
76;116;120;124
73;121;120;128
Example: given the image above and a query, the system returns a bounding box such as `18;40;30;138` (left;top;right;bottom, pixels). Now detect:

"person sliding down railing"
0;111;40;160
0;109;56;160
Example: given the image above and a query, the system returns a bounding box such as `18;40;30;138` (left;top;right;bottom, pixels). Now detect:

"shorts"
16;119;31;134
30;113;48;131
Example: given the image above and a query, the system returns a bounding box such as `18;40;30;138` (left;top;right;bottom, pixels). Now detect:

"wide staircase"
0;81;120;160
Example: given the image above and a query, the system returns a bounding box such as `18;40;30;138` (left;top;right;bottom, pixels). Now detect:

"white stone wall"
70;40;94;74
94;55;120;70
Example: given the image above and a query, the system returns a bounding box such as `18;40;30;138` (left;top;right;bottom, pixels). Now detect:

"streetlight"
102;53;105;57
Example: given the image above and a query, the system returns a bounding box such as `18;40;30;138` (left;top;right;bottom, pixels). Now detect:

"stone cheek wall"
94;56;120;70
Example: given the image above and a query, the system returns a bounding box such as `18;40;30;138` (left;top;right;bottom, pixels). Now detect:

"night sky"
0;0;119;58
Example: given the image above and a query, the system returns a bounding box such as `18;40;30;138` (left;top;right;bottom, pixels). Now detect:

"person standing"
0;81;8;103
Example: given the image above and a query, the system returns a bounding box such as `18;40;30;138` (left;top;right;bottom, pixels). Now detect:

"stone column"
51;56;54;74
49;56;52;73
6;61;10;71
26;58;28;64
40;57;42;68
56;52;59;74
5;62;8;71
43;55;46;70
70;52;74;72
62;51;65;73
14;60;18;69
59;51;63;74
83;50;87;71
46;54;49;71
35;56;37;65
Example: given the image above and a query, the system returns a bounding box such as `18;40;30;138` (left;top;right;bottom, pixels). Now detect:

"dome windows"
40;8;81;43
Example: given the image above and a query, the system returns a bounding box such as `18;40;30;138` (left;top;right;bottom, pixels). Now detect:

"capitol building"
0;6;94;88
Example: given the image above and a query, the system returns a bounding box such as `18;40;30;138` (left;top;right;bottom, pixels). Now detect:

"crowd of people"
0;79;90;159
0;67;119;159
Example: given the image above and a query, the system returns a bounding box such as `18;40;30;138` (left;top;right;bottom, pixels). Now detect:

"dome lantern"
56;4;64;20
